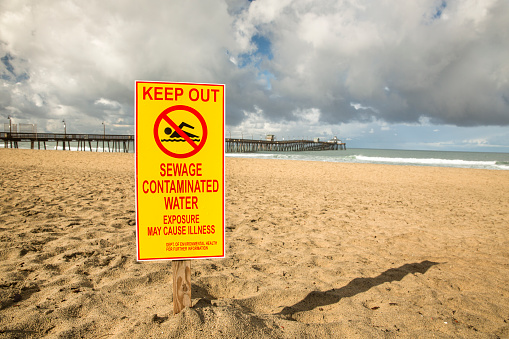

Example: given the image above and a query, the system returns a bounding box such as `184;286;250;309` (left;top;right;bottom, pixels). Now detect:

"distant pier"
225;138;346;153
1;132;134;152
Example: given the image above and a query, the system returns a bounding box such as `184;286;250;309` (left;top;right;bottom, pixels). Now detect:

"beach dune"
0;149;508;338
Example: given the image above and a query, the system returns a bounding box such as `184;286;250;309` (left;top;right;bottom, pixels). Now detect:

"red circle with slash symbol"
153;105;208;158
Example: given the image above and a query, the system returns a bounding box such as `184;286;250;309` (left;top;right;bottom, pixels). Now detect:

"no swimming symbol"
154;105;208;158
161;122;201;143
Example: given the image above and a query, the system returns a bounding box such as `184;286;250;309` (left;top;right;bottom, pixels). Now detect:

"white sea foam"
225;150;509;170
225;153;274;158
354;155;498;168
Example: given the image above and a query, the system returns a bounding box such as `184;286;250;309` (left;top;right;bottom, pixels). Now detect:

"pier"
225;138;346;153
1;132;134;152
1;132;346;154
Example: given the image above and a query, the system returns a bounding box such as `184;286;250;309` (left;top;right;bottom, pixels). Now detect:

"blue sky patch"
251;34;273;60
236;33;275;89
238;33;273;68
432;1;447;20
1;53;29;82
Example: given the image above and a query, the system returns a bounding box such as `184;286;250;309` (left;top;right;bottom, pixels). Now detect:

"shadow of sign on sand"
278;260;439;318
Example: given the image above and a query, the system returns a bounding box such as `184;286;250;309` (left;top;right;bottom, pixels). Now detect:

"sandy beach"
0;148;508;338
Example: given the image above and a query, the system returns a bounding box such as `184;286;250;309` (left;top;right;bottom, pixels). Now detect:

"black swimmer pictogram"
161;122;201;143
154;105;208;158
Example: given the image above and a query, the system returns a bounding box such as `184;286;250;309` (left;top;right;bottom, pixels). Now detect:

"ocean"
3;142;508;170
226;148;509;170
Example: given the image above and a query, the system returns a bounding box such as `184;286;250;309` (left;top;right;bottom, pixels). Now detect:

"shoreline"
1;149;508;337
2;146;508;170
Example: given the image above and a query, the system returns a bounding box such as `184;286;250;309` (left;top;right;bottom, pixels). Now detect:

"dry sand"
0;148;508;338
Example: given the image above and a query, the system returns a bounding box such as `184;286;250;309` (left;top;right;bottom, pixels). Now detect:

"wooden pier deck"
225;138;346;153
1;132;134;152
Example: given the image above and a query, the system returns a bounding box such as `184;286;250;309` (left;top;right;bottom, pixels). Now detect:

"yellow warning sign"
135;81;225;261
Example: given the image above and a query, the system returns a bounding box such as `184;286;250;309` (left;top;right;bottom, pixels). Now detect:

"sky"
1;0;508;152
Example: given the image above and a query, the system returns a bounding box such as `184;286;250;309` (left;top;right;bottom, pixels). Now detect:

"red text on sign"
188;88;220;102
164;214;200;224
141;179;219;194
188;225;215;234
160;163;202;176
143;87;184;101
164;226;187;235
164;196;198;210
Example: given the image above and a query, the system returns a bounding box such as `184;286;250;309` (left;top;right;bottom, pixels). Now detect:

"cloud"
235;0;509;127
95;98;121;109
0;0;508;140
463;138;488;146
351;102;380;114
0;0;241;133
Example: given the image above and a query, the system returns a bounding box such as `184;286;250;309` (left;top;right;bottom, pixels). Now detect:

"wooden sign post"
172;260;192;314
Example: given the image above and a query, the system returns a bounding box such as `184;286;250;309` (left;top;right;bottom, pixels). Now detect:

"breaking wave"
354;155;507;170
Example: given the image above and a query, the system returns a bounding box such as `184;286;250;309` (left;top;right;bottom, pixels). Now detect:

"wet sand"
0;149;508;338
